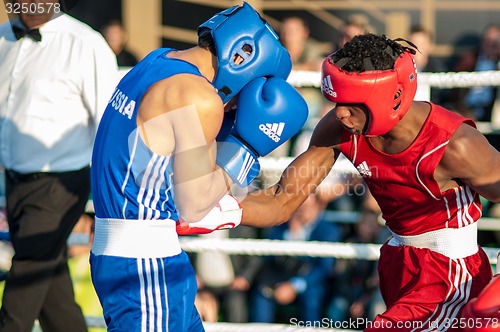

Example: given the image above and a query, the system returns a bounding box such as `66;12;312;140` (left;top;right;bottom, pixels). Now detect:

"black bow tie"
12;25;42;42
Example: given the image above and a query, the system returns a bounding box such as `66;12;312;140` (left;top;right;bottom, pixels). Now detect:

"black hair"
330;33;417;72
198;30;216;55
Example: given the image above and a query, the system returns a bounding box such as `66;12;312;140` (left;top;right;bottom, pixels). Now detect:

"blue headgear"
197;2;292;103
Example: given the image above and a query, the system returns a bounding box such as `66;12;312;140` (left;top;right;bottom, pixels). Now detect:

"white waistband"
91;218;181;258
388;222;478;259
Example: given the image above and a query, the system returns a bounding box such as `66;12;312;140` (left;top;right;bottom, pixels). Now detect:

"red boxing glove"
462;274;500;332
176;195;242;235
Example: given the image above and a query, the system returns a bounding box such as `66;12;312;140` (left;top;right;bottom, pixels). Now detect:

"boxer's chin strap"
176;195;242;235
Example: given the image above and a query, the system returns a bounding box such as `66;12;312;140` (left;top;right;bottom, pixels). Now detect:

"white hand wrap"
176;195;242;235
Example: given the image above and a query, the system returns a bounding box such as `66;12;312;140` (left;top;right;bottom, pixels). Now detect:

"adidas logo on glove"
259;122;285;142
216;77;308;188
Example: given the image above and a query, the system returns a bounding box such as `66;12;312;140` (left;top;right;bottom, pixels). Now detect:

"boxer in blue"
89;2;308;331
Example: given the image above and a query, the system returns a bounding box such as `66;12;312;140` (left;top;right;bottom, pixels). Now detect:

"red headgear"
321;49;417;136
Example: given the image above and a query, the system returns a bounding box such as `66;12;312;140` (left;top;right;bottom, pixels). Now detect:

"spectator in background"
0;0;118;331
447;24;500;119
338;14;375;49
278;16;330;156
0;208;13;281
249;194;342;324
464;24;500;122
193;226;262;323
408;25;446;103
493;81;500;130
279;16;325;71
327;209;389;328
408;25;444;73
101;19;139;67
68;213;95;259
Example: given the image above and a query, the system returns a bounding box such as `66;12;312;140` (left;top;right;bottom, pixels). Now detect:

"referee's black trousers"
0;167;90;332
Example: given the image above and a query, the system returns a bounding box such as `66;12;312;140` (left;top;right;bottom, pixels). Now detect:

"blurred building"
1;0;499;71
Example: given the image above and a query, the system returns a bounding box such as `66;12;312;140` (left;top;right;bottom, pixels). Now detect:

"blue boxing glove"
216;108;236;142
216;77;308;187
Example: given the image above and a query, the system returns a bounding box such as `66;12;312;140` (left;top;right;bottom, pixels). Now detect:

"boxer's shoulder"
143;74;223;116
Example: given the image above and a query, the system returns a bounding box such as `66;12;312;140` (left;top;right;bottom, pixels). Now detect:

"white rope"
287;70;322;88
180;237;381;260
179;237;499;265
419;71;500;88
63;233;499;264
82;317;353;331
118;68;500;89
287;70;500;88
64;233;500;264
204;322;348;332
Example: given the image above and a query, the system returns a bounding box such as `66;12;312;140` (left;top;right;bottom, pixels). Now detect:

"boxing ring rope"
115;68;500;90
203;322;339;332
79;317;349;331
3;230;495;264
287;70;500;89
180;237;381;259
178;238;500;266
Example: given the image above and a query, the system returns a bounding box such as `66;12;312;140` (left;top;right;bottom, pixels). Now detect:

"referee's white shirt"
0;14;118;173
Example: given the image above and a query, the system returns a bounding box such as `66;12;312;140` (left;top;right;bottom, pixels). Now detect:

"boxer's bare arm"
137;74;231;222
240;111;342;227
438;123;500;203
